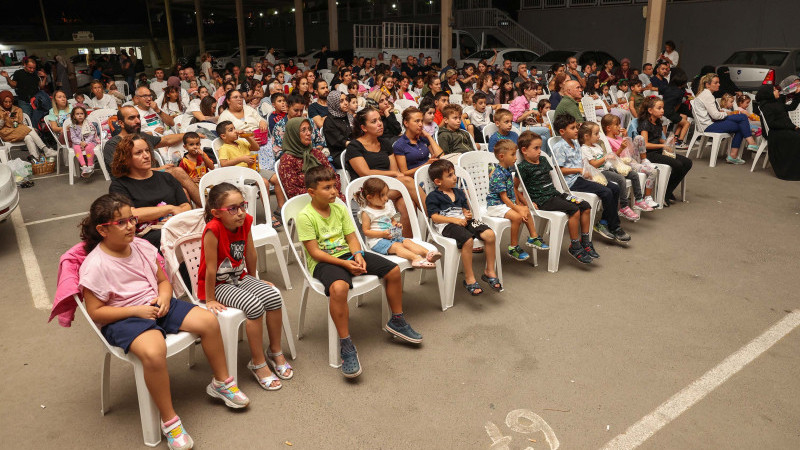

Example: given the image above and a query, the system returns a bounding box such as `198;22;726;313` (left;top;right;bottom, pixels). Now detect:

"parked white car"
0;163;20;223
214;46;267;70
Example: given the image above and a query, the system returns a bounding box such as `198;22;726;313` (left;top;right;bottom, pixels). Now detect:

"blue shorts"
101;298;196;353
370;237;405;255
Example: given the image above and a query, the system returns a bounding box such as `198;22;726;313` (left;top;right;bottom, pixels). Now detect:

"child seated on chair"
178;131;214;183
516;131;596;265
464;92;492;143
437;104;474;161
551;114;632;244
216;120;285;228
268;93;287;133
486;140;548;262
425;159;501;296
354;177;440;268
487;109;519;153
79;194;249;450
297;166;422;378
577;121;649;221
628;79;645;119
735;94;762;135
68;106;100;178
419;98;439;137
200;183;293;392
601;114;659;209
433;91;450;125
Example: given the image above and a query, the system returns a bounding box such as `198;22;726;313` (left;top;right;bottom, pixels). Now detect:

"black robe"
756;85;800;180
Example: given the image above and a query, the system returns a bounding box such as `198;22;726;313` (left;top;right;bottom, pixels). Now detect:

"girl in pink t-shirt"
79;193;249;449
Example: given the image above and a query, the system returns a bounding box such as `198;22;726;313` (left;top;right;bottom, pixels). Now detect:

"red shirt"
434;109;444;125
197;214;253;300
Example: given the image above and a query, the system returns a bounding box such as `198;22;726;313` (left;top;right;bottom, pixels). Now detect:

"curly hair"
111;134;151;178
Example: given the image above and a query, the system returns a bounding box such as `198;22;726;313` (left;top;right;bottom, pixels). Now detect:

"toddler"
601;114;659;209
178;131;214;183
68;106;99;178
419;98;439;137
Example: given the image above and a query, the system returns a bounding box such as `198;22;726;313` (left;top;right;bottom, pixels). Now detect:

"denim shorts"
370;237;405;255
100;298;195;353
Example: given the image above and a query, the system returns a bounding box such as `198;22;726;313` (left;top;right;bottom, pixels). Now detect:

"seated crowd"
42;44;800;449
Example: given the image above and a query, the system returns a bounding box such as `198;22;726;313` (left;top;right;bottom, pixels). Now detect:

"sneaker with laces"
386;316;423;343
618;206;640;222
341;347;362;378
583;241;600;258
507;245;530;261
206;376;250;409
613;227;631;243
633;199;654;212
161;417;193;450
526;236;549;250
644;196;659;208
568;244;593;264
593;223;615;240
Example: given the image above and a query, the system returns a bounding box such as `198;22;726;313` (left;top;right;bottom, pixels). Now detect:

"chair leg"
280;304;297;360
100;352;111;415
327;314;340;368
547;222;564;273
380;285;389;328
271;241;293;290
187;341;196;368
709;136;720;167
751;142;767;172
356;294;364;307
221;320;243;382
132;361;162;447
442;248;460;310
297;284;309;340
68;153;75;185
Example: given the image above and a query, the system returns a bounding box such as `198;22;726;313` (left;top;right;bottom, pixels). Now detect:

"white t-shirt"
663;50;679;68
156;89;190;107
200;61;212;80
361;202;398;248
150;80;167;97
90;93;118;110
136;106;164;134
464;105;491;128
266;53;276;66
336;84;349;95
448;82;462;95
580;144;611;170
218;105;264;132
186;98;202;114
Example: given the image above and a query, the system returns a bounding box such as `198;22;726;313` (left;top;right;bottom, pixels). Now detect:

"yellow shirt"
218;139;252;167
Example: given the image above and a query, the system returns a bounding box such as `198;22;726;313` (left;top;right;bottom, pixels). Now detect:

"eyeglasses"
217;202;248;215
135;94;152;98
99;216;139;229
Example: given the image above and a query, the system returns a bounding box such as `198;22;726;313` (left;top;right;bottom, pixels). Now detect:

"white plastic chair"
322;72;335;85
546;137;600;238
339;151;351;186
581;96;598;123
87;108;119;144
626;120;687;208
449;93;463;105
114;80;131;99
198;167;293;290
687;99;733;167
457;151;515;279
394;99;417;113
751;107;770;172
413;164;489;310
282;194;388;368
74;294;198;447
482;123;499;144
0;113;36;164
546;109;556;127
161;210;297;384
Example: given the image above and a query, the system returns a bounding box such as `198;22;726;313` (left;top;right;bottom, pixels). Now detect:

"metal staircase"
455;8;552;55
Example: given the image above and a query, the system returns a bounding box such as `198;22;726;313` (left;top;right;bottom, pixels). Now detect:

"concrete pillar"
328;0;339;50
441;0;453;64
194;0;206;55
235;0;247;68
164;0;177;67
38;0;50;41
642;0;666;66
294;0;305;55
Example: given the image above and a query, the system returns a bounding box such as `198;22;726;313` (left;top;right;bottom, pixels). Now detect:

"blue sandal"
481;274;504;292
463;280;483;296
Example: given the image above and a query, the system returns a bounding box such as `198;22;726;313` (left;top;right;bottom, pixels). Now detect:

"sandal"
411;258;436;269
272;210;283;228
481;274;504;292
472;246;484;253
266;351;293;380
426;251;442;263
246;360;282;390
463;280;483;296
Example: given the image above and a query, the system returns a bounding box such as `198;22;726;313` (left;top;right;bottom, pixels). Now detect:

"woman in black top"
756;84;800;180
109;134;191;247
322;90;353;169
367;90;402;144
661;67;691;147
344;108;419;236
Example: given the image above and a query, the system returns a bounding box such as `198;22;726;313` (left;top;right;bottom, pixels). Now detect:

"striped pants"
215;275;283;319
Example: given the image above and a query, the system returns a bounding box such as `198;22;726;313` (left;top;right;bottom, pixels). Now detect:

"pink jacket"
49;239;169;327
509;95;532;123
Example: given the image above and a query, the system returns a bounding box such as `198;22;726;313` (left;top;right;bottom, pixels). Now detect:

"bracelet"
348;250;365;260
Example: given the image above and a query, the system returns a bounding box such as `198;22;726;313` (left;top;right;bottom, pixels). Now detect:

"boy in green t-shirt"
295;166;422;378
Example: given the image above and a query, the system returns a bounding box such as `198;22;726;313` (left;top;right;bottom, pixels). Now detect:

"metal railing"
455;8;552;55
521;0;650;8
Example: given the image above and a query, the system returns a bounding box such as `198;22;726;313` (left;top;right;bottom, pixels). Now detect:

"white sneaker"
80;166;91;178
161;417;193;450
644;196;659;208
43;147;59;158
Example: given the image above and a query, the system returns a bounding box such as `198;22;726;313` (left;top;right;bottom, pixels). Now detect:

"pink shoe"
633;199;654;212
619;206;640;222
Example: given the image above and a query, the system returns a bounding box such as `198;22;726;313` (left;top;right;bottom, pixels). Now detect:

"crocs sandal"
426;250;442;263
412;258;436;269
266;351;293;380
246;360;281;390
463;280;483;296
481;274;504;292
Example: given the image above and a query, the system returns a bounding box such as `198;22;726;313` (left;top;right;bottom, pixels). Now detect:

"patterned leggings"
214;275;283;319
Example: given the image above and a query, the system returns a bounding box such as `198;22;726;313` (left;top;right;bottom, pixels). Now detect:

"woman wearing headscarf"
756;84;800;180
0;90;58;162
322;90;353;169
713;66;741;98
277;117;345;199
691;65;716;95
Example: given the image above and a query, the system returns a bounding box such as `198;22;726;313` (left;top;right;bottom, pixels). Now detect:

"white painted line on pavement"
10;208;52;310
600;309;800;450
25;211;87;226
33;173;68;180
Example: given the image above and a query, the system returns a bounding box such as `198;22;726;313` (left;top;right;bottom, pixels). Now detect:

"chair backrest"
594;98;609;116
87;108;118;139
514;162;540;213
482;123;499;143
788;107;800;128
546;109;556;125
259;100;274;119
73;294;125;357
457;151;499;220
59;118;73;147
449;93;463;105
198;166;273;224
413;163;475;223
114;81;130;98
689;99;706;132
544;137;571;193
160;209;207;302
758;106;770;136
322;73;335;84
581;96;597;123
395;99;417;113
210;137;224;164
537;94;551;103
339;151;351;185
345;175;424;241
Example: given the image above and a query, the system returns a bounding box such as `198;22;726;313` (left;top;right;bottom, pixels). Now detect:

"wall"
518;0;800;76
